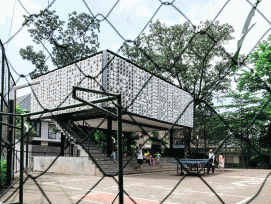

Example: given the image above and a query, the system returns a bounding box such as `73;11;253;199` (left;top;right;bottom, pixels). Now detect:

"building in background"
17;94;61;155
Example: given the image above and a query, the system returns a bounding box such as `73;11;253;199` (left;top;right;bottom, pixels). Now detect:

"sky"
1;0;271;97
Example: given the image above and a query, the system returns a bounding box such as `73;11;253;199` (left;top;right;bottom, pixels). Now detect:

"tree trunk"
240;137;246;168
183;128;192;153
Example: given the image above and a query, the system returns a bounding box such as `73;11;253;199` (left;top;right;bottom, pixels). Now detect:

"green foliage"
93;130;107;150
149;131;168;145
122;20;234;100
212;35;271;167
19;45;48;78
238;35;271;96
234;34;271;150
15;104;36;143
52;127;61;134
0;160;7;186
21;10;100;78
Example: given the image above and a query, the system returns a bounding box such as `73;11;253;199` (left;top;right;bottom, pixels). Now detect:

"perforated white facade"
31;50;193;128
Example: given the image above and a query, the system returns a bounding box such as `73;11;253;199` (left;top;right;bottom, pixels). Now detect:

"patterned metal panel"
31;51;193;127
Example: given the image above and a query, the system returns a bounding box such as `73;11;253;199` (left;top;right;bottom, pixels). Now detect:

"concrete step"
80;143;102;148
80;149;103;154
97;165;176;170
100;167;176;175
87;153;110;159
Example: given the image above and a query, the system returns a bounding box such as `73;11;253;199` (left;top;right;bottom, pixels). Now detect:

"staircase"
54;118;177;175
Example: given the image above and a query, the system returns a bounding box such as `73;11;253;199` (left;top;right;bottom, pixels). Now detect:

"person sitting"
144;151;150;164
111;151;117;162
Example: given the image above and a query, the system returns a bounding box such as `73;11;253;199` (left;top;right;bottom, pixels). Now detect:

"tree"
211;34;271;167
15;104;36;142
20;10;100;79
236;34;271;145
122;20;235;152
235;35;271;166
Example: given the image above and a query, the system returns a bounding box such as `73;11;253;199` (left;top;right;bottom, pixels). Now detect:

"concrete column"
106;117;112;157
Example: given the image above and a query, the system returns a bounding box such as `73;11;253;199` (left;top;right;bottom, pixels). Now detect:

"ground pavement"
1;169;271;204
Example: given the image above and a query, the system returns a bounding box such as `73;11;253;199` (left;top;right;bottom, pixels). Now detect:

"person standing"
218;153;225;172
184;150;189;159
137;148;143;170
155;152;161;164
207;149;215;174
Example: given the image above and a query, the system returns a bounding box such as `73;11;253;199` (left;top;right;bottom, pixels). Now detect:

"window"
30;121;41;137
48;123;56;139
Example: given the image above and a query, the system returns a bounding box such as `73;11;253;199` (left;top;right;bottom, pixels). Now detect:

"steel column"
170;129;174;150
26;132;29;169
0;45;5;188
107;117;112;157
60;133;65;156
126;132;132;154
6;99;14;185
19;116;24;203
117;95;123;204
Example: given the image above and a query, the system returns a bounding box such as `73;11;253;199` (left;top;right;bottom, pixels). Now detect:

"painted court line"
71;192;177;204
236;197;252;204
43;179;253;203
42;182;86;191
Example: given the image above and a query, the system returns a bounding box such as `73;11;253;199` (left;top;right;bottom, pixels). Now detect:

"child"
155;152;161;164
218;153;225;172
111;151;117;162
137;148;143;170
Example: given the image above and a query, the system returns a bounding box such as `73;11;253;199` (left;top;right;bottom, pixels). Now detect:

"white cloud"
0;0;44;52
99;43;121;53
119;0;152;18
125;33;140;41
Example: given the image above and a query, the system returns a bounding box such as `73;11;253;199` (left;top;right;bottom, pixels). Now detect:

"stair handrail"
73;112;93;130
60;121;84;144
70;121;96;144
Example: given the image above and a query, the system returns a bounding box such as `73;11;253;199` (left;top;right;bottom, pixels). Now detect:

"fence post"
26;132;29;169
19;116;24;203
117;94;123;204
6;99;14;185
0;44;5;188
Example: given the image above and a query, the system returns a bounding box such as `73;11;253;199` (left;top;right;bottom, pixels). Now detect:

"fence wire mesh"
0;0;271;203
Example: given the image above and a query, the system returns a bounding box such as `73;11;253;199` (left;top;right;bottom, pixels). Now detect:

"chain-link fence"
1;0;271;203
0;40;16;189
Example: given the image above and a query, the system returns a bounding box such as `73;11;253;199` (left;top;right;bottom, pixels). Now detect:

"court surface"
1;169;271;204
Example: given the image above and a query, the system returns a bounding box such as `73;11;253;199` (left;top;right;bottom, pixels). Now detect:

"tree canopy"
235;35;271;150
122;20;235;102
211;35;271;167
122;20;236;151
20;10;100;79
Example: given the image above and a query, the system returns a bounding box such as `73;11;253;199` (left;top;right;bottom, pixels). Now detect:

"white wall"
33;156;96;175
32;121;61;143
14;140;31;172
